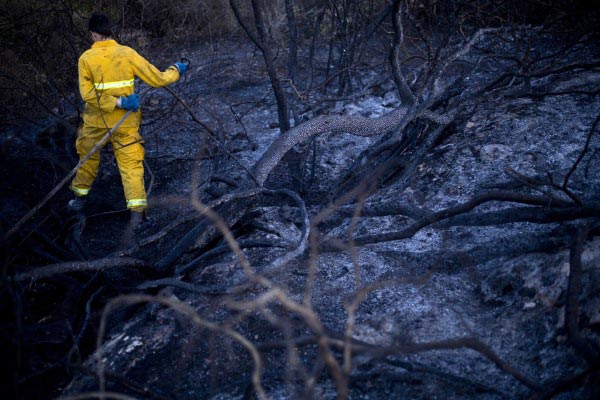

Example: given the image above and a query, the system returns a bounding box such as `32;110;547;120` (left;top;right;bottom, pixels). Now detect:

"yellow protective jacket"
78;39;180;128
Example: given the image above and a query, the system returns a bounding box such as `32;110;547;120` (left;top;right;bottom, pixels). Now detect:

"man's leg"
70;124;105;206
111;127;147;224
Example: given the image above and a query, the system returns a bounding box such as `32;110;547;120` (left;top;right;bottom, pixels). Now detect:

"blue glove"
119;94;140;111
174;62;188;75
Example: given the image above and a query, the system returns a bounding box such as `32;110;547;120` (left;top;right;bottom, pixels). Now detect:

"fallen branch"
13;257;144;282
337;191;577;247
175;238;288;276
136;278;225;295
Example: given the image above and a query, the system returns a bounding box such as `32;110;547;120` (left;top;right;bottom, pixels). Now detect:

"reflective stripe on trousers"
127;199;147;209
71;186;90;196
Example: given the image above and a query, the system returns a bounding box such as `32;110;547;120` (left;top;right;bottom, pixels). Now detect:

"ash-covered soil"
2;28;599;400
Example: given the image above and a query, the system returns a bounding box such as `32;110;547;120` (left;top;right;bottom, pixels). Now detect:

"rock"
479;144;512;162
481;267;523;304
382;91;400;107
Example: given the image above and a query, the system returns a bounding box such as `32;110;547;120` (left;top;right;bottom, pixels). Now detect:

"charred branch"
332;191;583;247
230;0;291;133
13;258;145;282
566;225;600;366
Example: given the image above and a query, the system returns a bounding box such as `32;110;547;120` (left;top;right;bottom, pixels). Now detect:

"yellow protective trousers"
70;124;147;211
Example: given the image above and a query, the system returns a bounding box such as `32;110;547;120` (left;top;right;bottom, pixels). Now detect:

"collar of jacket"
91;39;118;48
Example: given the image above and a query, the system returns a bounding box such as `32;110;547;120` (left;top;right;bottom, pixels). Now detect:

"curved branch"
252;106;410;185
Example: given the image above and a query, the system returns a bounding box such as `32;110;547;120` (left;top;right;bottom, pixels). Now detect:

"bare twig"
164;86;259;185
563;113;600;191
96;294;267;400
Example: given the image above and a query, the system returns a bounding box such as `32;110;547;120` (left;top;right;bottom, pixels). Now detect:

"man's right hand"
118;94;140;111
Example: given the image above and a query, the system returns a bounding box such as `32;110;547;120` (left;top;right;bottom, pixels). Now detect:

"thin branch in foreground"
96;294;267;400
137;278;230;296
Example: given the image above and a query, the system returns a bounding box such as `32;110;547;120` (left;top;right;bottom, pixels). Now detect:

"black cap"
88;11;112;37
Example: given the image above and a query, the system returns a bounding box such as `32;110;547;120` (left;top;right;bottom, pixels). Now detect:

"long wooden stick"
3;110;133;241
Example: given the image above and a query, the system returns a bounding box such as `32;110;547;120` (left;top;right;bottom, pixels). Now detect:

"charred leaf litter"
1;28;599;400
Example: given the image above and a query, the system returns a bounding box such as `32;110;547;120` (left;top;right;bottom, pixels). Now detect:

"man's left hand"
118;94;140;111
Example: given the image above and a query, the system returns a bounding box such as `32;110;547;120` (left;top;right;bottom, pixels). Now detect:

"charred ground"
1;1;600;399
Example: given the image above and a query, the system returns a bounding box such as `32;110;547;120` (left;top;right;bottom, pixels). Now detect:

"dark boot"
130;210;146;230
67;196;86;214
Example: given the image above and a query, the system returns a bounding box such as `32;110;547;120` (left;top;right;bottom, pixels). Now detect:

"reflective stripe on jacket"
78;40;180;128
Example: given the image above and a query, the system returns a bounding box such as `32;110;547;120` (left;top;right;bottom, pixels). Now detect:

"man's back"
78;39;179;128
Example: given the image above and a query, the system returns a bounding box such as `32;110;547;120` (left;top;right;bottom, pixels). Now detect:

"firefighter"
68;11;187;228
